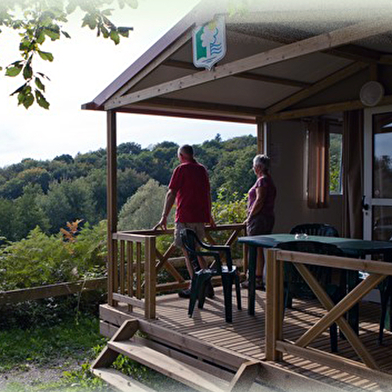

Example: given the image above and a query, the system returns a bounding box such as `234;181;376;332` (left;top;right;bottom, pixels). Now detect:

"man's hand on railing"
209;215;216;228
153;215;167;231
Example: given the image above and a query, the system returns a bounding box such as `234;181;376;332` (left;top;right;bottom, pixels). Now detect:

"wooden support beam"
144;236;156;319
143;97;262;117
163;59;311;88
256;121;265;154
107;111;117;306
264;62;368;115
261;94;392;122
105;17;392;110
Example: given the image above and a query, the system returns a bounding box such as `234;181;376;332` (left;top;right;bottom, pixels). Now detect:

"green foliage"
1;0;136;108
118;179;171;230
212;188;247;224
0;221;107;291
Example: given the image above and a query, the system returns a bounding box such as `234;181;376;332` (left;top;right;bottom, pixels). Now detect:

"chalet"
82;1;392;390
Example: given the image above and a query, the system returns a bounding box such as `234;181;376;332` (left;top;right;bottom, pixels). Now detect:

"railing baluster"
136;242;142;299
113;240;118;299
120;240;125;295
127;241;133;312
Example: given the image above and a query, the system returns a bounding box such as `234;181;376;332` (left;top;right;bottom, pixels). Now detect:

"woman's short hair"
253;154;270;171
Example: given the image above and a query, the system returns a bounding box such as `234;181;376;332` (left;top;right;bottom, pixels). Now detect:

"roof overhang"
83;0;392;123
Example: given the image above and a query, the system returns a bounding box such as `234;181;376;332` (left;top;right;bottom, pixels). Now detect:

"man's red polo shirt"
168;160;211;223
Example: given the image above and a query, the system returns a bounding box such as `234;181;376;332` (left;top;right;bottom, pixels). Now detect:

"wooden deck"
100;287;392;392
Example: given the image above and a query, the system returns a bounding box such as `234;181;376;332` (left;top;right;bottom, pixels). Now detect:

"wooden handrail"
109;224;247;319
118;223;246;236
265;248;392;378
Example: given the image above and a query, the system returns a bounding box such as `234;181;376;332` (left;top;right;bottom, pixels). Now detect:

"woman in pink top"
243;154;276;290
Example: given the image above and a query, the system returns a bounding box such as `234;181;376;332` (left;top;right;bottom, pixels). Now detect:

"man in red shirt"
154;144;215;298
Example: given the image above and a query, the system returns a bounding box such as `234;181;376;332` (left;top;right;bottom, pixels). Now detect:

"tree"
118;179;171;230
1;0;136;109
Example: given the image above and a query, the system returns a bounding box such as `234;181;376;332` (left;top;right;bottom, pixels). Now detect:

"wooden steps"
91;368;155;392
108;340;230;392
92;319;261;392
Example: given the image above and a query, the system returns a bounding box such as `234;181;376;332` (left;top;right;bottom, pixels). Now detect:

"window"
307;119;343;208
329;132;343;195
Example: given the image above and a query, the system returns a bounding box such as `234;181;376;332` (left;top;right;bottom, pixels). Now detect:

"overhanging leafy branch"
1;0;136;109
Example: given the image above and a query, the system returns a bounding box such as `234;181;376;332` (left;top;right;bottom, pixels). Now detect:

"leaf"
66;1;77;14
100;26;109;38
5;65;23;77
38;51;54;62
19;40;31;51
35;77;45;92
23;64;33;80
118;27;131;37
43;28;60;41
125;0;138;9
22;93;34;109
110;30;120;45
61;30;71;39
37;72;50;81
35;90;50;109
36;30;46;44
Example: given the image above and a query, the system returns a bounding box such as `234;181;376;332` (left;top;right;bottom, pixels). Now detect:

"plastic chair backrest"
180;229;201;272
290;223;339;237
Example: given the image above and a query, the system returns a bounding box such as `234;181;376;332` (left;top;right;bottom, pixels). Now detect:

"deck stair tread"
107;340;230;392
91;368;156;392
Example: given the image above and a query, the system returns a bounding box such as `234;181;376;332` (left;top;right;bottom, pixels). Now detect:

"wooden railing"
265;248;392;383
108;224;247;319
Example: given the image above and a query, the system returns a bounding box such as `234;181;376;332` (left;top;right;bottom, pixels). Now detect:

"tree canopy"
1;0;136;109
0;134;257;241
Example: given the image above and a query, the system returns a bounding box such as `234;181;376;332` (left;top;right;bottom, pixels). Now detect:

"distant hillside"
0;134;257;241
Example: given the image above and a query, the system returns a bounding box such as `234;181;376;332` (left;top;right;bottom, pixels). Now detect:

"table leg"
248;245;257;316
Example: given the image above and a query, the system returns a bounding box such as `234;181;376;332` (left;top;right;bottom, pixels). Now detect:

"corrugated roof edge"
81;1;208;111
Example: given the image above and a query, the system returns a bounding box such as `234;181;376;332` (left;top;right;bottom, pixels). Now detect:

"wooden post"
107;110;117;306
265;250;277;361
144;236;157;319
256;120;266;154
265;249;284;361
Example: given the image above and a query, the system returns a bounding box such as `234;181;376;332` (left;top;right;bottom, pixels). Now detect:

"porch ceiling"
82;1;392;123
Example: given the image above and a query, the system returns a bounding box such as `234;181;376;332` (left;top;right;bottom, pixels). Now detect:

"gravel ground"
0;359;83;390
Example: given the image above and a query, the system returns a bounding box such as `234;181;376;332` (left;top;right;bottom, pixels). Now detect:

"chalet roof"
83;0;392;123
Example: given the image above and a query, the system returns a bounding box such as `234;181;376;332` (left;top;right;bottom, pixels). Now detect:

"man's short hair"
179;144;194;157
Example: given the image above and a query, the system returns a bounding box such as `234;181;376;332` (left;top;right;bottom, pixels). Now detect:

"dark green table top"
238;233;392;258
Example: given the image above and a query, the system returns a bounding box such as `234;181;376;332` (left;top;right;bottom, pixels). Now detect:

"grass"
0;313;193;392
0;316;105;372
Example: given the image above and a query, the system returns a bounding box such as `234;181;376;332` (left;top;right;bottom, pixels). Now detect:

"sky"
0;0;255;168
